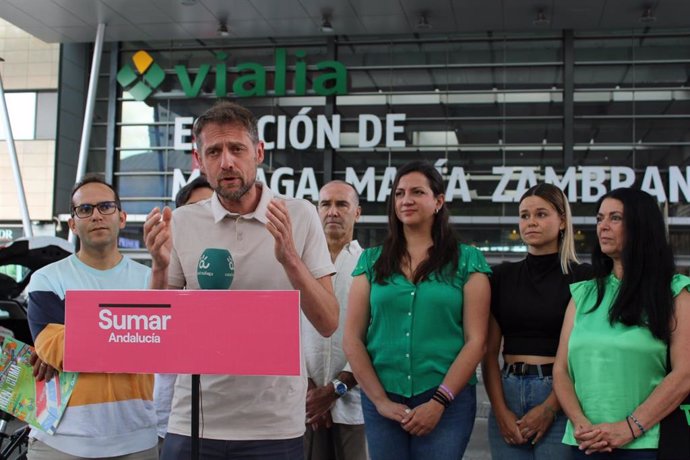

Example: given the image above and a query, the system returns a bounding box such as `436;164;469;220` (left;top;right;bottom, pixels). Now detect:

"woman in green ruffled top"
553;188;690;459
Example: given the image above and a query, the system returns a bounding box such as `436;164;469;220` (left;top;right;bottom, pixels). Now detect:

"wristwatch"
331;378;348;397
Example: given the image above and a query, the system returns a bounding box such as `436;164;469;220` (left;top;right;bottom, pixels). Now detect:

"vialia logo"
117;49;348;101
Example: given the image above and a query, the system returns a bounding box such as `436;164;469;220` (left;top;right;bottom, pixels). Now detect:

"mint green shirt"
564;273;690;449
352;244;491;397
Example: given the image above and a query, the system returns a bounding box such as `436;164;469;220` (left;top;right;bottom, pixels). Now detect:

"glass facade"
86;31;690;264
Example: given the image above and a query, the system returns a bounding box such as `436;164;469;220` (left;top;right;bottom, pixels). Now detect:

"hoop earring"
559;229;564;240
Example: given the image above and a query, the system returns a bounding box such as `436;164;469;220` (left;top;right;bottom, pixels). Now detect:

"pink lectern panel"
64;290;301;375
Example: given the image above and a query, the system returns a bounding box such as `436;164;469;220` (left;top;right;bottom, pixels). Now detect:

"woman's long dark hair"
590;188;675;341
373;161;458;284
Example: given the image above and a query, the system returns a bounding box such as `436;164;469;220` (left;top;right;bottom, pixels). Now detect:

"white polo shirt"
166;183;335;440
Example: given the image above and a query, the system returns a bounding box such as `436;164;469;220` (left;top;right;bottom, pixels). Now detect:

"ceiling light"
320;16;334;33
217;22;230;37
533;9;550;25
416;14;432;30
639;7;656;24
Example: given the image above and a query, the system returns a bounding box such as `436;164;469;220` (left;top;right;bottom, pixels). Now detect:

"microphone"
196;248;235;289
193;248;234;456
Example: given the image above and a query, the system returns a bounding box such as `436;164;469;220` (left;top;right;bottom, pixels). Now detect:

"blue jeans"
160;433;303;460
570;447;656;460
361;385;476;460
488;373;571;460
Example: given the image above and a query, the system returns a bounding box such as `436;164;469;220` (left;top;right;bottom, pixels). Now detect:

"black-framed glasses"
71;201;120;218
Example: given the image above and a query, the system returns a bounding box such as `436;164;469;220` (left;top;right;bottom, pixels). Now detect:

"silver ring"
404;408;411;414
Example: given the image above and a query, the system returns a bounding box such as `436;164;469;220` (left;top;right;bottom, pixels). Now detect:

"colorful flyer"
0;337;77;434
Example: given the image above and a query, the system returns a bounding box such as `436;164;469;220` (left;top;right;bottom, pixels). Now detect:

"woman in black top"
481;183;591;460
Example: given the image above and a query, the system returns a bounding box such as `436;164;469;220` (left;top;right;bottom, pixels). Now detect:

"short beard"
216;178;255;202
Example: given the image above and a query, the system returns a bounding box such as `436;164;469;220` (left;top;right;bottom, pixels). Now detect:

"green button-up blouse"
352;244;491;397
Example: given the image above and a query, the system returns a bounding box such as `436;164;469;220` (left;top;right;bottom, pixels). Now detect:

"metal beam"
70;23;106;245
75;23;106;183
322;36;336;183
563;30;574;167
105;42;118;183
0;60;33;238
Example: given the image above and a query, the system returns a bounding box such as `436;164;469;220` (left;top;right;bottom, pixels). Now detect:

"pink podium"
64;290;301;375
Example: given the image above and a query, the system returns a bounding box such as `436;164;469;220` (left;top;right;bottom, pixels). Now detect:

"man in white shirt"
146;101;339;460
304;180;368;460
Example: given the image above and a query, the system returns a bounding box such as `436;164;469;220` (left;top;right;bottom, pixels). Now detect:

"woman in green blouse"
343;161;491;460
553;188;690;459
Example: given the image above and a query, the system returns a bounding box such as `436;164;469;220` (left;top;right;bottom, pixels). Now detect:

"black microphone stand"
191;374;200;460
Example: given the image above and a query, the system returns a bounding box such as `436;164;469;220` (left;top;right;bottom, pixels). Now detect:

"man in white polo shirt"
146;101;339;460
304;180;368;460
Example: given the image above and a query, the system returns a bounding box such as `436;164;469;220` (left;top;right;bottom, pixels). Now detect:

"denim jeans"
570;446;656;460
488;373;571;460
361;385;476;460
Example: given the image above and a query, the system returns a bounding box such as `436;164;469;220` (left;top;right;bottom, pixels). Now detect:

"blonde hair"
519;183;579;274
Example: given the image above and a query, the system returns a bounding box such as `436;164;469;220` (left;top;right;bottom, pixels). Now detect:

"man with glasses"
26;175;168;460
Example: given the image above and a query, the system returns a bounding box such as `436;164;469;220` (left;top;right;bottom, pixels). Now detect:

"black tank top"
490;253;592;356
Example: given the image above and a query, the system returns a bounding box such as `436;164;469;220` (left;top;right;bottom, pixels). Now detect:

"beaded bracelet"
431;393;450;408
431;389;451;408
628;414;646;436
439;384;455;401
625;416;638;439
434;389;450;405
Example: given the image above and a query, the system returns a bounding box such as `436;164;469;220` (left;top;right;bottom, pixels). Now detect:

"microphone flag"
197;248;234;289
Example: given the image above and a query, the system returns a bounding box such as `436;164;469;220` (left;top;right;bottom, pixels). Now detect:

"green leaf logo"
116;51;165;101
